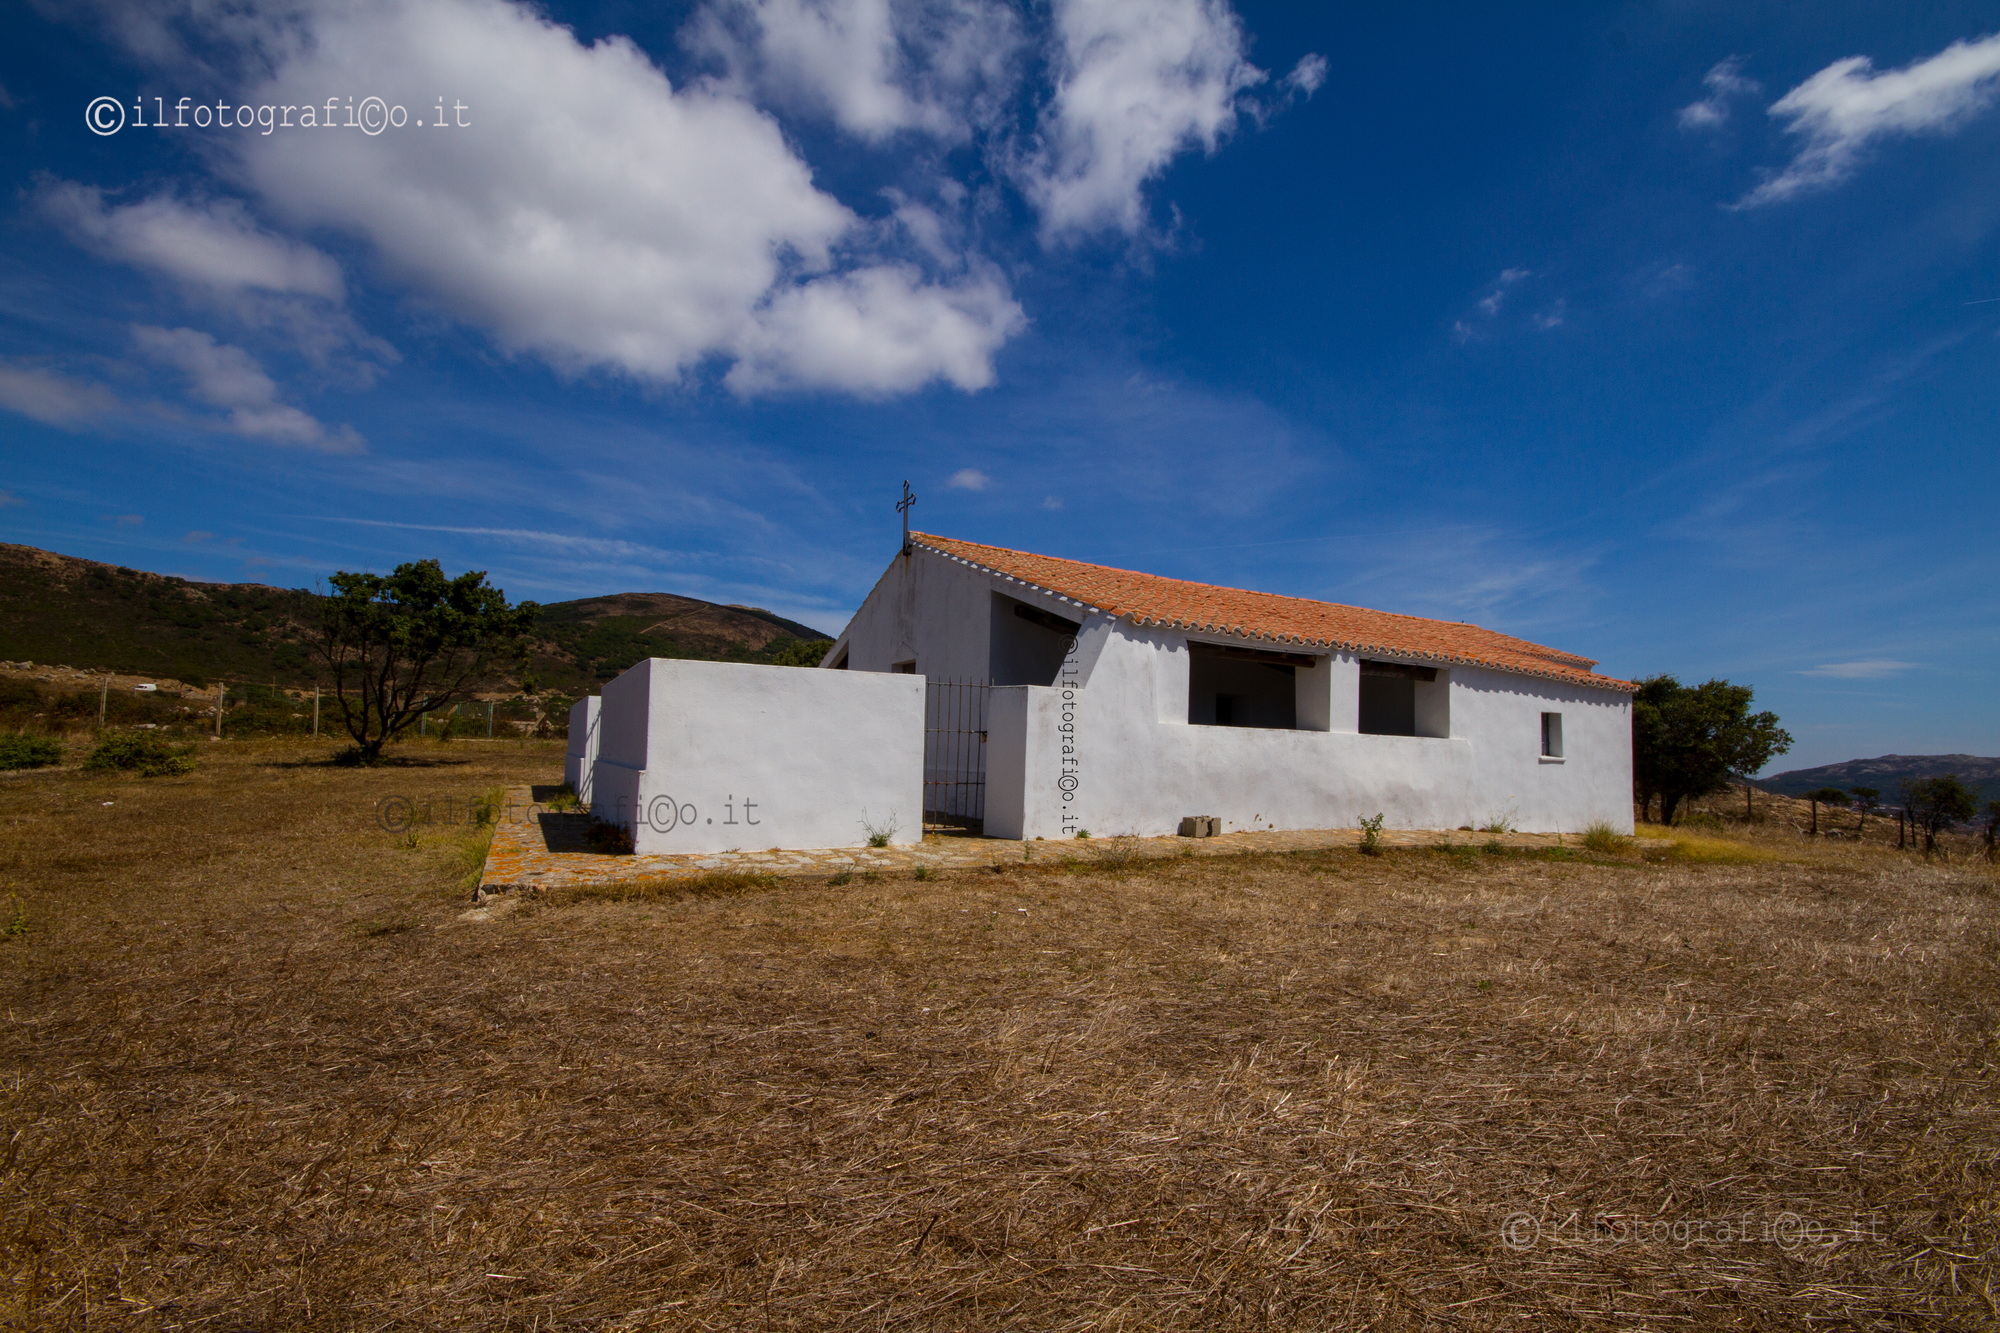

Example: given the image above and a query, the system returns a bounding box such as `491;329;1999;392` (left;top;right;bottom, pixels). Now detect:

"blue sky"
2;0;1997;771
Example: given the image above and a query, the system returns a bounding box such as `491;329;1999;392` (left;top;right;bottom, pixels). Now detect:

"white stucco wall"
979;616;1633;838
590;658;924;854
563;695;600;803
835;546;1634;838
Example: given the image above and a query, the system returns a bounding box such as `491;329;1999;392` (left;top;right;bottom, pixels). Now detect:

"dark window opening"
1358;674;1416;735
988;594;1078;686
892;659;917;674
1189;644;1297;729
1358;659;1443;737
1541;711;1563;758
827;646;849;670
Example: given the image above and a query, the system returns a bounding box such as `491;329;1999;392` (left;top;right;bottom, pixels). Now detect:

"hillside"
0;542;833;692
1762;754;2000;804
537;592;829;683
0;541;320;686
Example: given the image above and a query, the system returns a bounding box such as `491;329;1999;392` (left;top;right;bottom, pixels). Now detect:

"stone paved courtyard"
476;786;1575;894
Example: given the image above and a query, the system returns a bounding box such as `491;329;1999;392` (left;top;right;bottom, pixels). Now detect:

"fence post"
312;686;320;738
215;683;225;739
487;700;494;738
98;675;109;728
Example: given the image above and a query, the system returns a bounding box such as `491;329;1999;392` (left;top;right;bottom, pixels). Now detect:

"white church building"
576;531;1636;853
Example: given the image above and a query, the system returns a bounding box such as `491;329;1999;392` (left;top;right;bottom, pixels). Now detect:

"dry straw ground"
2;739;1997;1330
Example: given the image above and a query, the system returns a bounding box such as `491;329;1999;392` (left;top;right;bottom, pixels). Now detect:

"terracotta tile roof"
912;533;1636;692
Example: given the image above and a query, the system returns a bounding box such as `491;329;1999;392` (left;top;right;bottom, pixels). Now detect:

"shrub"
584;819;634;854
1581;820;1631;855
82;734;196;777
1359;813;1386;856
0;736;63;770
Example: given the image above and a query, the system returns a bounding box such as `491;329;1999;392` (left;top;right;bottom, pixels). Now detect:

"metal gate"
924;680;992;829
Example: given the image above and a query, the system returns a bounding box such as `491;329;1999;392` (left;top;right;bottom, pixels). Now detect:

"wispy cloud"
1454;268;1561;342
1800;659;1918;679
1325;524;1601;634
319;518;691;565
1678;56;1760;129
0;361;122;428
132;326;364;452
946;467;992;491
1741;33;2000;206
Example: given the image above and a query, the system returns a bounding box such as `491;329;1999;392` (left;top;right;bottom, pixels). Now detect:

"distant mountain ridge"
0;541;832;692
1763;754;2000;804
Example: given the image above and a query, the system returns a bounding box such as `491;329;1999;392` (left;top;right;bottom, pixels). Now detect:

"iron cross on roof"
897;479;915;554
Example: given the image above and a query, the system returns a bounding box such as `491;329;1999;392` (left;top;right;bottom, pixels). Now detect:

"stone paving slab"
476;787;1575;895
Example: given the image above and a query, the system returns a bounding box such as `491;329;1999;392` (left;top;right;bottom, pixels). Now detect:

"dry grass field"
2;740;1997;1330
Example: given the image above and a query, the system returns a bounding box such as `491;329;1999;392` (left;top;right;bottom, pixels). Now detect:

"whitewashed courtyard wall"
563;695;600;803
590;658;924;855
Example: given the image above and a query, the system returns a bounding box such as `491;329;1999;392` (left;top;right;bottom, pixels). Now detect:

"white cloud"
1285;53;1327;97
1678;56;1759;129
946;466;991;490
1477;268;1530;316
40;179;393;376
41;183;343;299
690;0;1022;141
1019;0;1268;239
726;265;1023;393
1742;33;2000;206
132;325;363;451
227;0;1019;395
0;362;122;428
1454;268;1540;342
1800;659;1918;679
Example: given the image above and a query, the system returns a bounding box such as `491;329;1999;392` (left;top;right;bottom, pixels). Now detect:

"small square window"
1540;711;1564;759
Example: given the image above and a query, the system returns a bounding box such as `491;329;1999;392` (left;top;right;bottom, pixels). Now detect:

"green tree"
1803;786;1850;836
1632;675;1793;826
1900;775;1979;856
314;561;539;763
764;636;836;667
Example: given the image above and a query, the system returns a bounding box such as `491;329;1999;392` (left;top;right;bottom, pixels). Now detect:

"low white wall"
563;696;600;803
590;658;925;855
